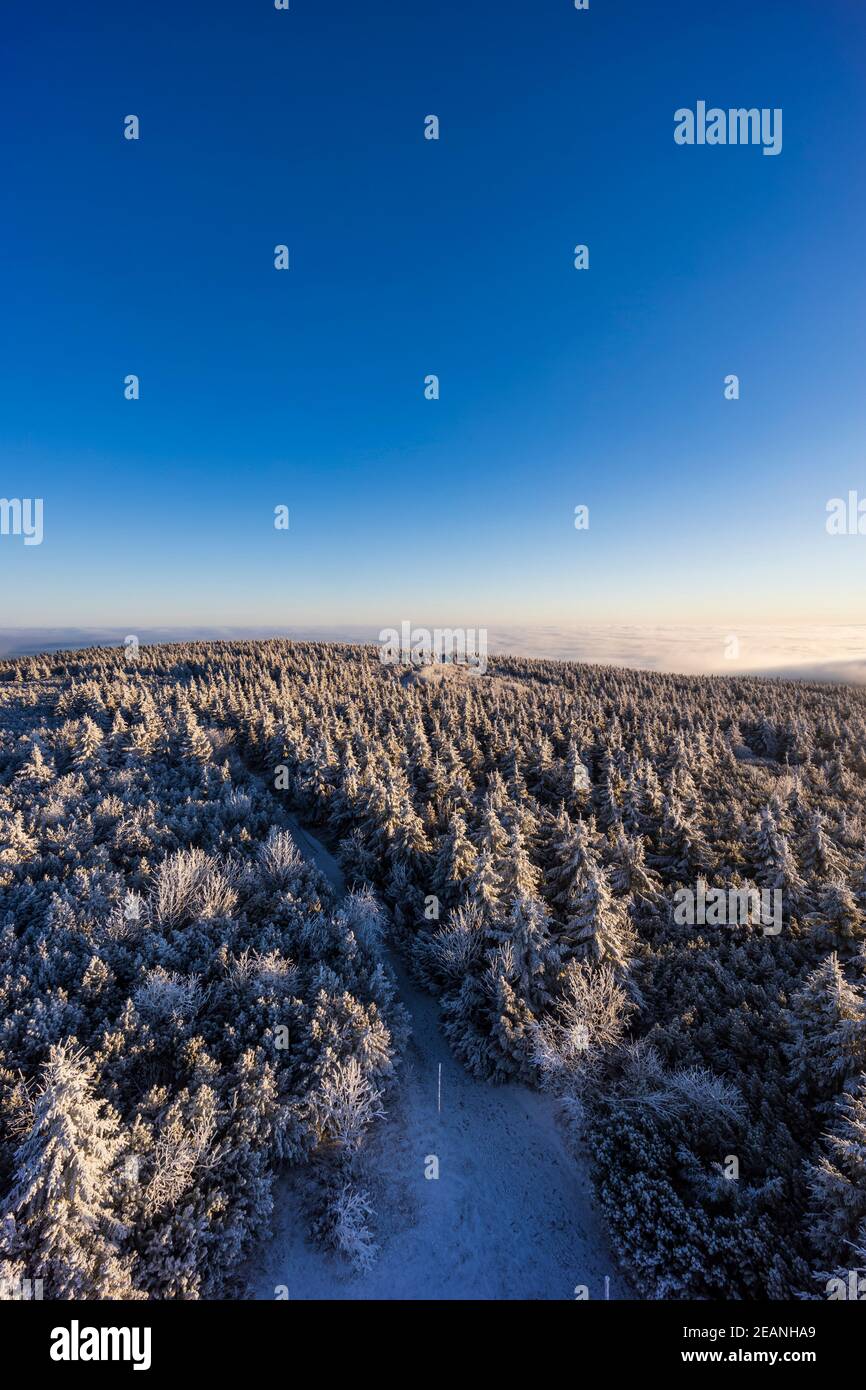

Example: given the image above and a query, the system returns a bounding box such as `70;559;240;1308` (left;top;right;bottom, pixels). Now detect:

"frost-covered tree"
542;810;599;912
412;900;486;991
73;716;105;769
654;796;711;880
799;809;845;882
807;1076;866;1277
1;1044;140;1299
176;704;212;765
432;809;476;903
608;826;661;902
532;960;631;1088
806;881;864;948
784;954;866;1111
498;823;541;903
488;893;558;1007
747;804;805;903
465;843;505;918
310;1056;386;1154
564;864;634;971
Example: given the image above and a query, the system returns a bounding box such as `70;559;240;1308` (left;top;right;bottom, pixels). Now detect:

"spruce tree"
784;954;866;1112
3;1044;140;1299
807;1076;866;1277
563;864;634;971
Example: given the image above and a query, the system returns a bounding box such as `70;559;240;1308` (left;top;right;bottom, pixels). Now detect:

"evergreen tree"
608;826;661;902
432;809;477;903
798;810;845;882
177;705;212;765
73;716;105;769
806;881;864;948
543;810;599;912
561;742;592;814
465;843;505;919
747;805;805;903
784;954;866;1112
563;864;634;971
487;892;559;1007
807;1075;866;1276
2;1044;140;1299
654;796;711;880
499;822;542;903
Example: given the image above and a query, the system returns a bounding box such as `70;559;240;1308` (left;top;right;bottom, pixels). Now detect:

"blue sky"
1;0;865;636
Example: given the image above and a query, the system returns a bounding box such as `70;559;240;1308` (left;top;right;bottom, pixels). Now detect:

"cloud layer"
2;624;865;685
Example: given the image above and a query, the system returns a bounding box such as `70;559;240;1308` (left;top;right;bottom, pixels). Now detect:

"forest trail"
247;816;628;1301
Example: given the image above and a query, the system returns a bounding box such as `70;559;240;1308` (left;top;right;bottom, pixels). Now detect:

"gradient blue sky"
1;0;865;634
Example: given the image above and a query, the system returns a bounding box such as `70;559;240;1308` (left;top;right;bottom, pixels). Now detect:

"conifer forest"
2;639;865;1304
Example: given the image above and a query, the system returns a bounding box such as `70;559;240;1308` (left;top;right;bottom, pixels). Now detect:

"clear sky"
1;0;864;636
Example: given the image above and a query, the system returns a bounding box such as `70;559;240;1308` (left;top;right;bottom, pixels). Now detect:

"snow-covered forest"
1;637;865;1300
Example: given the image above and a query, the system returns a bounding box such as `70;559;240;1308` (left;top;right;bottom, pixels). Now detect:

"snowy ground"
246;816;629;1301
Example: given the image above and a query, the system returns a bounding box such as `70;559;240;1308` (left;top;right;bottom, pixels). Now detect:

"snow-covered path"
247;817;628;1301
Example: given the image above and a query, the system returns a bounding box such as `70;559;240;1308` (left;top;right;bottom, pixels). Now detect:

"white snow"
247;816;629;1301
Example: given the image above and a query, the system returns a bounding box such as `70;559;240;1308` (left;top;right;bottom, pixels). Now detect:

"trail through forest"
247;815;628;1301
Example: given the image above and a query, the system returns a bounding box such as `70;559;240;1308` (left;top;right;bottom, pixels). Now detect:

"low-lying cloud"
1;624;865;685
